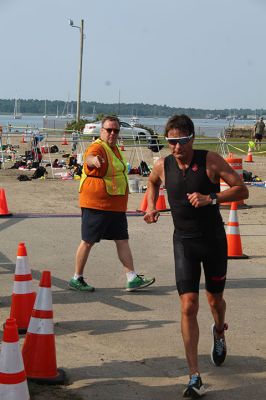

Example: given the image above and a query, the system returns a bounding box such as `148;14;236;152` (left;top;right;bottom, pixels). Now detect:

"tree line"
0;98;263;119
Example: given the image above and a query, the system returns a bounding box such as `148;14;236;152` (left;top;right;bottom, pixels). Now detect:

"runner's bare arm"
144;158;164;223
187;152;249;208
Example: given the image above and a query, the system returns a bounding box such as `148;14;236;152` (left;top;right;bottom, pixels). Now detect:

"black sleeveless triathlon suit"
164;150;227;295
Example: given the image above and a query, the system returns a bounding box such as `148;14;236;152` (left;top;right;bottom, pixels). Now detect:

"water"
0;114;44;129
123;117;255;138
0;114;255;138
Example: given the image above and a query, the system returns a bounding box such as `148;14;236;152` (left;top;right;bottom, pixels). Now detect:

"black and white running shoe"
183;373;205;398
211;323;227;366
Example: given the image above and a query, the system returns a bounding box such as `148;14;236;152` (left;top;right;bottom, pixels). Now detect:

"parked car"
83;121;151;141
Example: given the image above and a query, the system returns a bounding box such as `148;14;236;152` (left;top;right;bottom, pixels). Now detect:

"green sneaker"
68;277;95;292
126;274;155;292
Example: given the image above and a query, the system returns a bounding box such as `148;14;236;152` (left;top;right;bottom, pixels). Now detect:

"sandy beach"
0;139;266;399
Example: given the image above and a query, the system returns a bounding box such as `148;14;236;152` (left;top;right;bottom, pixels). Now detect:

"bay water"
0;114;255;138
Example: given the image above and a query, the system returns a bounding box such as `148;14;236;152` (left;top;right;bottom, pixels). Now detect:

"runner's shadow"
61;354;266;399
28;379;181;400
65;354;266;381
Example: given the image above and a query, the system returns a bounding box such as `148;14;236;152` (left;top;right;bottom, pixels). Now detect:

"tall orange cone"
61;133;68;145
226;202;248;259
0;318;30;400
10;243;36;334
245;147;253;163
22;270;66;384
21;134;26;144
138;191;148;212
0;188;12;217
155;186;168;211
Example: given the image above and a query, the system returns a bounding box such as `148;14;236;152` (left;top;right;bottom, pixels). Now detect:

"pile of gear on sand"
3;141;155;183
3;145;83;182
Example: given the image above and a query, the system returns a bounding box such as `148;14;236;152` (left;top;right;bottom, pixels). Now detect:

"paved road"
0;210;265;399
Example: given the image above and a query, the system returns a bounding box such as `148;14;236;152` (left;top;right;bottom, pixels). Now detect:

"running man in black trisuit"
144;114;248;398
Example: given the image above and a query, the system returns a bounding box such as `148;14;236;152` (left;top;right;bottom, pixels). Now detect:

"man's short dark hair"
165;114;195;137
101;115;120;127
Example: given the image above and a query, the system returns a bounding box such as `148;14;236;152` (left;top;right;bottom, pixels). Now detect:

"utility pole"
69;19;84;123
118;89;121;116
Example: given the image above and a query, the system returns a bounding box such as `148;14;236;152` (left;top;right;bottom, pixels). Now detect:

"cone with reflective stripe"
245;147;253;163
22;270;66;384
0;318;30;400
138;191;148;212
61;133;68;145
155;186;169;211
0;188;12;217
220;157;245;207
226;202;248;259
10;243;36;334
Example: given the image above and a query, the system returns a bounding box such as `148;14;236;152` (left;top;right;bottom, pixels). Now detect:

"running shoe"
211;323;227;366
68;277;95;292
126;274;155;292
183;373;205;398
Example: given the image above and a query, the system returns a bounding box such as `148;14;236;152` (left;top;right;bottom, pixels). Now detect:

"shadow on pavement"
28;354;265;400
54;318;176;336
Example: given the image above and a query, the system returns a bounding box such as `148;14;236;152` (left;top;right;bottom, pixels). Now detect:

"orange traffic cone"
138;191;148;212
10;243;36;334
61;134;68;145
226;202;248;259
22;270;66;384
156;186;168;211
21;134;26;144
220;157;245;208
0;318;30;400
0;188;12;217
245;147;253;163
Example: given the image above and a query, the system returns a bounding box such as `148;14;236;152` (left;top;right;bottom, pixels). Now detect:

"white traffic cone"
0;318;30;400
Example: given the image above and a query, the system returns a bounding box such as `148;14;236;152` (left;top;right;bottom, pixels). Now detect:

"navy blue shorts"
81;208;129;243
173;231;227;295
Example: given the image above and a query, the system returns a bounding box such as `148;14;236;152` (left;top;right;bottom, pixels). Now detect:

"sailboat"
60;96;74;119
43;100;47;118
92;105;96;119
14;98;22;119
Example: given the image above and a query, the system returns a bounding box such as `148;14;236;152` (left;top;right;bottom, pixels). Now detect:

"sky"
1;0;266;109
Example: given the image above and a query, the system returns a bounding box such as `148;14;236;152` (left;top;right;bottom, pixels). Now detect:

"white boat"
130;116;140;126
14;98;22;119
59;113;74;119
